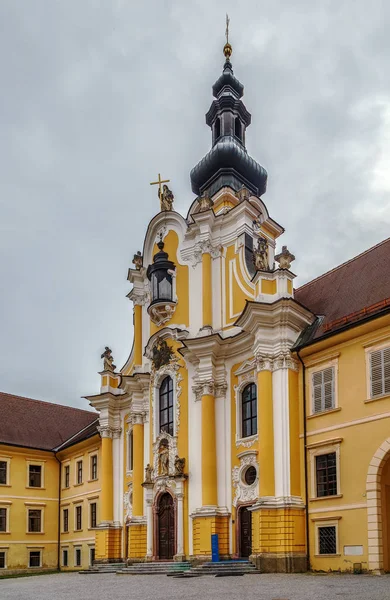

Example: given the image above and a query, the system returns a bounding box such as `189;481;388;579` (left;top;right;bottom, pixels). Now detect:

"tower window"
215;117;221;140
159;376;174;436
235;117;241;140
241;383;257;438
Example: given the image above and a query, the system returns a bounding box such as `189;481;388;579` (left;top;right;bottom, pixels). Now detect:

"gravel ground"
1;572;390;600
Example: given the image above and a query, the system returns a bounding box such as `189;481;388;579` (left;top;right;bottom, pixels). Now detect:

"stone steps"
118;561;191;575
187;561;261;577
79;562;126;574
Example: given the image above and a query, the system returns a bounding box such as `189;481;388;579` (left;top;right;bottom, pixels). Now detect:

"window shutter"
370;347;390;398
312;372;323;413
323;367;334;410
312;367;335;413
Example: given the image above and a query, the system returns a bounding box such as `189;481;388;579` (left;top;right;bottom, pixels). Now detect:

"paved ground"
1;572;390;600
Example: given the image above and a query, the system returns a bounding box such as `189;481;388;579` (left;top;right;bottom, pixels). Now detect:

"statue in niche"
159;184;174;212
275;245;295;270
253;236;269;271
144;463;153;484
101;346;116;372
174;455;185;476
159;440;170;476
152;339;173;371
132;251;143;270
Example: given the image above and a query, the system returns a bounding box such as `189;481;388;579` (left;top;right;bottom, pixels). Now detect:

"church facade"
2;41;390;575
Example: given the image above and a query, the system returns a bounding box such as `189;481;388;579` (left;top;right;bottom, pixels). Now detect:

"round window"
244;466;257;486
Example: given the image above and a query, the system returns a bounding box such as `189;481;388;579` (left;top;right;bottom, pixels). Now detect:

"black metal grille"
242;383;257;438
159;376;174;436
29;551;40;567
319;526;337;554
316;452;337;497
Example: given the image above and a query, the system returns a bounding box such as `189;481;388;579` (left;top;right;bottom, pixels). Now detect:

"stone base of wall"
95;526;122;562
250;552;307;573
128;523;147;559
192;514;230;557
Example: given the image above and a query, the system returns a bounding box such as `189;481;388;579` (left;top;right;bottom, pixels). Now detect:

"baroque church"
1;37;390;575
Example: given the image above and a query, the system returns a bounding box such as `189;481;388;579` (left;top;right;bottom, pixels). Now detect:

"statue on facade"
197;193;214;212
152;339;173;371
237;185;251;203
132;251;143;270
275;245;295;270
174;455;185;476
253;236;269;271
159;184;174;211
159;440;170;476
100;346;116;372
144;463;153;484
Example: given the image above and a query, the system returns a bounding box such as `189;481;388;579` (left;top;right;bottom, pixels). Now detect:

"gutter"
296;350;310;572
54;453;62;572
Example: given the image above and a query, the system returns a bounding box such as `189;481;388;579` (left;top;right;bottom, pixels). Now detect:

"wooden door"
240;506;252;558
158;493;175;559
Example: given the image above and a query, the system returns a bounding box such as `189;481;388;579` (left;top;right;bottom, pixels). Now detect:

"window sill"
365;394;390;404
74;483;83;487
0;531;10;535
73;529;83;533
62;531;69;535
26;486;45;490
314;554;340;558
88;527;98;531
26;532;44;535
236;434;258;446
87;479;98;483
308;407;341;419
62;486;70;491
0;484;11;488
309;494;343;502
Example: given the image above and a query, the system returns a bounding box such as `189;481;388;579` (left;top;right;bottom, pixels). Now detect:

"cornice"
235;298;315;333
144;327;189;360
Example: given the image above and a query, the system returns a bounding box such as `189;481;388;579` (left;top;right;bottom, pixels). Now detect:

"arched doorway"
381;455;390;572
366;438;390;572
239;506;252;558
157;493;175;560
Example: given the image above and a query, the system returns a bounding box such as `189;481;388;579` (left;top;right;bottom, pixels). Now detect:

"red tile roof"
295;237;390;342
0;392;99;451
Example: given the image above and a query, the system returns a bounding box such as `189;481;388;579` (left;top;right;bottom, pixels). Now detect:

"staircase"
118;561;191;575
79;562;126;574
177;560;261;577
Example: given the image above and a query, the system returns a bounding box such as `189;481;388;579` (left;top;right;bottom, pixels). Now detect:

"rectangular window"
77;461;83;485
91;455;98;480
29;551;41;567
90;503;97;528
0;508;7;532
128;431;133;472
318;525;337;555
28;509;42;532
63;509;69;533
0;551;5;569
62;549;68;567
64;465;70;488
75;548;81;567
312;367;335;413
370;347;390;398
316;452;337;497
75;506;82;531
0;461;7;485
29;465;42;488
90;548;95;566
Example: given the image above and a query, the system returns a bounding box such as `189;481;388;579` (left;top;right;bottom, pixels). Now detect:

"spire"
190;21;267;199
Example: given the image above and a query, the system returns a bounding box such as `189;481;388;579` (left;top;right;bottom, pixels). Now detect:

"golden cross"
150;173;170;198
225;13;230;44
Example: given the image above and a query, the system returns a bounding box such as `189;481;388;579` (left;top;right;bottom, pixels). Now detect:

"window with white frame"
29;550;41;567
76;460;83;485
0;460;9;485
314;520;340;555
370;346;390;398
308;439;342;499
28;464;42;488
0;508;7;533
127;429;133;472
75;547;82;567
90;455;98;481
0;550;6;569
312;367;335;413
63;464;70;488
28;509;42;533
159;376;174;436
62;548;68;567
75;505;82;531
241;383;257;438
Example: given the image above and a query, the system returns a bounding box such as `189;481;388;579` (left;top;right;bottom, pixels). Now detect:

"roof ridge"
296;236;390;292
0;391;97;416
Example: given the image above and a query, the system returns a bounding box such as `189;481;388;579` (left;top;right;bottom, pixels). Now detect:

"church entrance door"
239;506;252;558
157;493;175;560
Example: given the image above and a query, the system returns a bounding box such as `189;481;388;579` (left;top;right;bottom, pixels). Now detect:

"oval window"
244;465;257;486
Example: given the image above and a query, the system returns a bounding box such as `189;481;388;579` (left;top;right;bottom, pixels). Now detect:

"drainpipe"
296;350;310;572
54;453;62;571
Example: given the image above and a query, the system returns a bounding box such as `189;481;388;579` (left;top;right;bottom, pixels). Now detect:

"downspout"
54;453;62;571
296;350;310;572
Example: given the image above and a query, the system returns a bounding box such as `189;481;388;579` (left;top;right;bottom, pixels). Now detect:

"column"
132;415;145;517
112;428;122;524
201;383;217;506
134;303;143;366
257;358;275;497
144;486;154;559
100;427;114;523
202;252;212;327
288;363;300;497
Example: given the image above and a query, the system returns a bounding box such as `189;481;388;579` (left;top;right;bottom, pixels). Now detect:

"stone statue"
132;251;143;270
197;193;214;212
237;186;251;202
144;463;153;484
152;339;173;371
174;455;185;476
159;184;174;211
253;236;269;271
275;246;295;270
159;441;169;476
101;346;116;372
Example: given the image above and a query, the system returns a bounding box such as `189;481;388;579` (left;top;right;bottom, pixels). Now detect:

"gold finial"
223;14;232;59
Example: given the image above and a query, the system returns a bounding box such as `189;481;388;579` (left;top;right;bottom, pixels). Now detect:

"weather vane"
225;13;230;44
224;14;232;59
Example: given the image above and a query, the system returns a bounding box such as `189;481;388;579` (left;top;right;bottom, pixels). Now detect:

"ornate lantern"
146;239;177;325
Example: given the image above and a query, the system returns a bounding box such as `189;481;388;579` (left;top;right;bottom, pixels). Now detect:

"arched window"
215;117;221;140
159;376;174;436
242;383;257;438
235;117;241;140
127;429;133;472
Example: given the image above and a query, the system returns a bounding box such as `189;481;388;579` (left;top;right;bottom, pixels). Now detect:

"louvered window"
312;367;335;413
370;347;390;398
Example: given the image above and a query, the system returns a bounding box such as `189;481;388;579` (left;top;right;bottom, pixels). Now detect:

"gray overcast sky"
1;1;390;409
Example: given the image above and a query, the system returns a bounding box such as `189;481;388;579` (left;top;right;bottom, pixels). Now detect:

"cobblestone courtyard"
1;572;390;600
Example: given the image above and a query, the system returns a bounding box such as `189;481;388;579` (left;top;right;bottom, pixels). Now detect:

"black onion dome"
190;48;268;199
